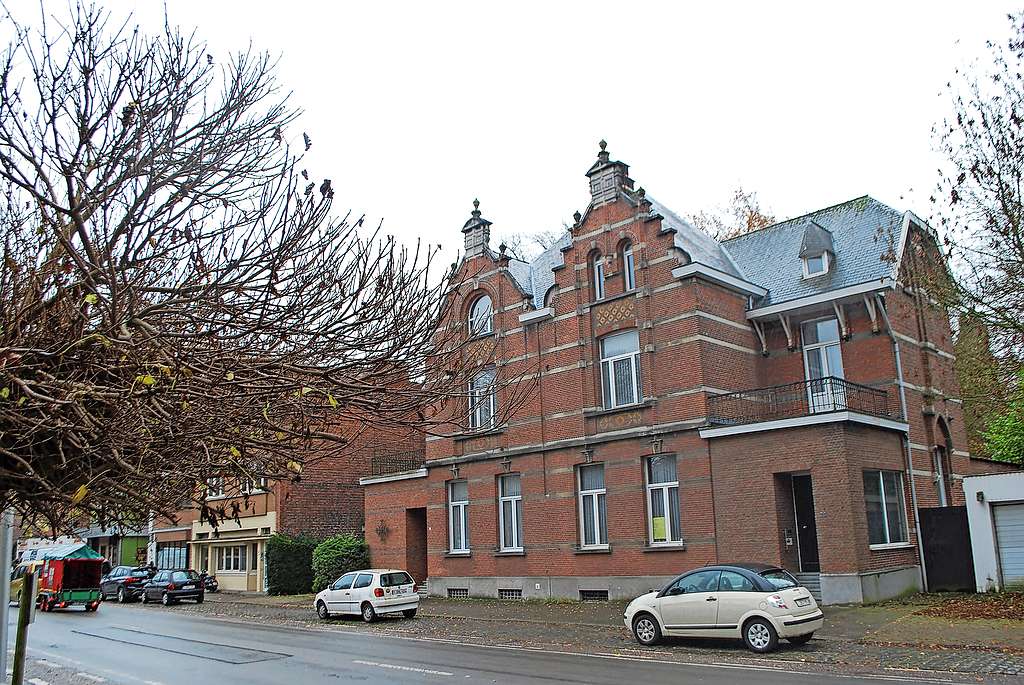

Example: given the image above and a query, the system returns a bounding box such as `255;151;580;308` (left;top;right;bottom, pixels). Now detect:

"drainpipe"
876;294;929;592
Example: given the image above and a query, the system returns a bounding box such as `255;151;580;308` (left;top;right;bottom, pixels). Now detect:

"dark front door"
792;474;820;572
405;508;428;584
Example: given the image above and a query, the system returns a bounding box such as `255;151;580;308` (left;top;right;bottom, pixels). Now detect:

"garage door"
994;504;1024;589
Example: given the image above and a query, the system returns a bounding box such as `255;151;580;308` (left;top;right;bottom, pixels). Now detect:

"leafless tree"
497;228;564;262
932;12;1024;362
691;186;776;240
0;4;531;532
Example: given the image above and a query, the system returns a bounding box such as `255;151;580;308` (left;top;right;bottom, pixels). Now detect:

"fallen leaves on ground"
915;592;1024;621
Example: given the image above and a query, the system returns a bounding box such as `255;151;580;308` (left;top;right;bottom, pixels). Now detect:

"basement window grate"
498;588;523;600
579;589;609;602
447;588;469;599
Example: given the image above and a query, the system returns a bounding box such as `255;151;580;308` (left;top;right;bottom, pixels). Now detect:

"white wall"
963;472;1024;592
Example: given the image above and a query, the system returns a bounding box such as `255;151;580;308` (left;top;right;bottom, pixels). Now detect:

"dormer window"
803;252;830;278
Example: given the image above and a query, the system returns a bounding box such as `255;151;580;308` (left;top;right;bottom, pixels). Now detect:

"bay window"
216;545;247;572
600;330;642;409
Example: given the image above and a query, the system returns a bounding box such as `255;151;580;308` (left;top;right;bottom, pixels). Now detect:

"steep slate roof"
498;195;904;311
722;196;903;307
649;198;742;277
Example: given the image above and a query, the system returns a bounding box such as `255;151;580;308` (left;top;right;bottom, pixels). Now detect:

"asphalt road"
2;603;990;685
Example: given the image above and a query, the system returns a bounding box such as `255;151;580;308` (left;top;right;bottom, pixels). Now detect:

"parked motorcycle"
199;572;219;593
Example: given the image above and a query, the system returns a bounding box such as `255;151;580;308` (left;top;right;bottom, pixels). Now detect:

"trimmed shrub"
265;533;319;595
311;534;370;592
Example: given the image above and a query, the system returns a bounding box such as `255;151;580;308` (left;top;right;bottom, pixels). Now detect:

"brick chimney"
462;198;492;257
585;140;633;205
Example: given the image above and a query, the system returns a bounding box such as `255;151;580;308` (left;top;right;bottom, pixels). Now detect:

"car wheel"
788;632;814;646
743;617;779;653
161;592;173;606
316;601;330;620
632;613;662;646
402;608;417;618
361;602;377;623
117;587;128;603
141;592;150;604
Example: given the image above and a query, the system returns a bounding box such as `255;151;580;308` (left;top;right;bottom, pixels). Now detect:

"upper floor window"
206;477;224;499
592;255;606;300
544;286;558;308
802;317;845;412
578;464;607;548
863;470;909;547
621;242;636;291
469;368;497;430
803;252;830;278
468;295;493;336
600;330;641;409
240;477;267;495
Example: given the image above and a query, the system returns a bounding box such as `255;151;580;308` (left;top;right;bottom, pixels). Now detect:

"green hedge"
311;534;370;593
265;533;319;595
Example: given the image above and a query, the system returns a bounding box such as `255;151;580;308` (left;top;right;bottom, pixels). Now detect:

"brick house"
360;142;1017;605
149;424;422;592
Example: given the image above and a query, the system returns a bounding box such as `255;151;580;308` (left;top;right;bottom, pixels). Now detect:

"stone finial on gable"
585;139;633;205
462;198;492;257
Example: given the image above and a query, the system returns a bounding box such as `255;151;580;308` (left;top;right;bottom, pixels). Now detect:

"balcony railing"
369;451;425;477
707;377;901;426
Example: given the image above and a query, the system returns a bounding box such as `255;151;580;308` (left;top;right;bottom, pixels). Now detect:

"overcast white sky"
28;2;1024;257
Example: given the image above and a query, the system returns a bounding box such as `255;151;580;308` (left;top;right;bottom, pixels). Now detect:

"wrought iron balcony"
707;377;901;426
369;450;425;476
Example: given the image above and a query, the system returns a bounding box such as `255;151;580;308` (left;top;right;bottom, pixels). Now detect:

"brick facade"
362;145;1017;603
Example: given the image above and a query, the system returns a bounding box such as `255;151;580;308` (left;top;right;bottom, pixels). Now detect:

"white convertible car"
623;563;823;653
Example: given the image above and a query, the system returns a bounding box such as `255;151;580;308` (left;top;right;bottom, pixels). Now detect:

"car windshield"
171;570;199;582
380;572;413;587
759;568;799;589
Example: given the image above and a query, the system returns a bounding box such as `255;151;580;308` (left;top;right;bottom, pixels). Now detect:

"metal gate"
919;506;976;592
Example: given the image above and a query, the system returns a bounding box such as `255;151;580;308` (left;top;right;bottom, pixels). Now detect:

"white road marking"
76;674;106;683
28;679;49;685
352;659;453;676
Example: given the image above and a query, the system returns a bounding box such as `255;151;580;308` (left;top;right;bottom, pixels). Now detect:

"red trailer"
20;543;104;612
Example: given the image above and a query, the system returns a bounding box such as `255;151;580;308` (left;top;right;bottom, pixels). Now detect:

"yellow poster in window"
652;516;666;541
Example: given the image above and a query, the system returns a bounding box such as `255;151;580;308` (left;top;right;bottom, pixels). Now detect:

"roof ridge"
722;194;877;243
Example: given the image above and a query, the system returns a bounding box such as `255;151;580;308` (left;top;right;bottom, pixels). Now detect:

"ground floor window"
863;470;909;546
155;541;188;570
498;474;523;551
646;455;682;544
578;464;607;548
216;545;248;572
449;480;470;553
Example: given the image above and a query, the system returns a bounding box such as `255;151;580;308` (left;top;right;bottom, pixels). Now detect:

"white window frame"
498;474;523;552
216;545;247;572
622;244;636;291
240;477;267;495
206;477;224;499
592;255;605;300
468;368;497;430
468;295;493;336
802;317;845;412
864;470;910;548
600;331;642;409
448;481;470;554
646;457;683;546
578;464;608;549
802;252;830;278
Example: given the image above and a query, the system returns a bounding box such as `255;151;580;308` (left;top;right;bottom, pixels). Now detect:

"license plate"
795;597;811;607
182;584;195;590
394;587;407;595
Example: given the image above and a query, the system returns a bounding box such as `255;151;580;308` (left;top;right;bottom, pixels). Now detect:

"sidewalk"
193;590;1024;677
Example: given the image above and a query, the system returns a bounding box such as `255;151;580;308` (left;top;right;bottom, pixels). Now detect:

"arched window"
592;254;605;300
621;241;636;291
468;295;493;336
543;286;558;308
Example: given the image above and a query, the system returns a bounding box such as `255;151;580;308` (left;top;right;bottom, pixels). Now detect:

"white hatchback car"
314;569;419;623
623;563;823;653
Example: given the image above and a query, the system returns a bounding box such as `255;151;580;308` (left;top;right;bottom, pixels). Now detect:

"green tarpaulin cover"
21;543;103;561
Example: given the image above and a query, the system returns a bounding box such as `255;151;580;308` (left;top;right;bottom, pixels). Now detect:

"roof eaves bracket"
778;314;796;351
832;302;850;340
751;320;769;356
863;295;880;334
